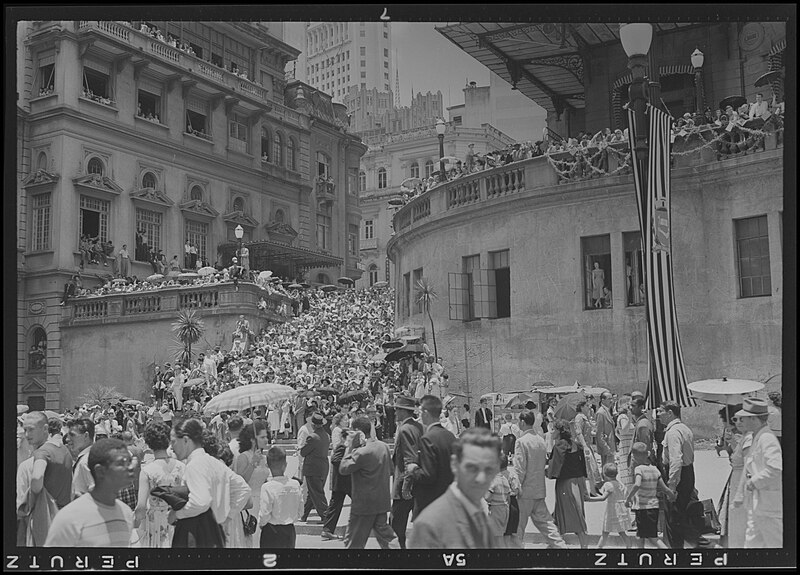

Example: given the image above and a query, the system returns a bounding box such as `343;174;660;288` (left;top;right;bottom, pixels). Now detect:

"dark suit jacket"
594;406;617;457
329;443;351;495
392;417;423;499
407;487;493;549
413;423;456;513
300;427;330;477
474;407;492;429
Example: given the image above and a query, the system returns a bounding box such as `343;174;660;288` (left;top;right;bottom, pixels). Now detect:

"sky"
391;22;491;109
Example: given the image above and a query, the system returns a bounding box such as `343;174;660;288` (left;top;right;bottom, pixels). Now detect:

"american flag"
627;104;696;409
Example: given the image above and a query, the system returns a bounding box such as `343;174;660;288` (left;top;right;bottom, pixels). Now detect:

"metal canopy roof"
220;240;343;271
436;22;701;114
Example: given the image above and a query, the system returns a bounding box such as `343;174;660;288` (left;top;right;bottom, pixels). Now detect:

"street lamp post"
435;118;446;183
691;47;705;116
234;224;244;262
620;23;653;165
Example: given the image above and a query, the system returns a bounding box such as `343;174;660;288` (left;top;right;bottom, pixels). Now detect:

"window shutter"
38;52;55;67
84;58;110;75
448;272;469;321
473;269;497;318
187;96;207;114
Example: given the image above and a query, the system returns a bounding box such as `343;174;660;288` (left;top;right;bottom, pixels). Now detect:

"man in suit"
339;416;398;549
389;395;423;549
512;410;567;548
299;413;330;523
475;398;493;430
629;395;657;467
320;429;351;541
733;398;782;548
408;427;500;548
412;395;456;515
595;391;617;467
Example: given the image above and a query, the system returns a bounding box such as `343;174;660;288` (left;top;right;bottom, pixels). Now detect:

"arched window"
316;152;330;179
37;152;48;171
260;127;271;161
87;157;105;176
274;209;285;223
378;167;387;189
28;327;47;371
358;170;366;192
368;263;379;287
232;197;245;213
287;138;296;171
190;185;203;201
273;132;283;166
410;162;420;179
424;160;434;179
141;172;157;189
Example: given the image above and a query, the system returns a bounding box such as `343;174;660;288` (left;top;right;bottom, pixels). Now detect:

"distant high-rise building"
344;88;443;135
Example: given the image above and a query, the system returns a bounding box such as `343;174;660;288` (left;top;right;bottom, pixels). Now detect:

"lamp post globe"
435;118;446;183
691;48;704;114
235;224;244;260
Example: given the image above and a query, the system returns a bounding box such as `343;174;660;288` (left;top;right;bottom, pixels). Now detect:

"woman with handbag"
134;421;185;547
232;420;271;548
549;420;590;549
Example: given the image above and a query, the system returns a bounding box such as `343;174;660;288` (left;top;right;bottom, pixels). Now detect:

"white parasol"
687;377;764;406
146;274;164;282
197;266;217;277
203;382;297;416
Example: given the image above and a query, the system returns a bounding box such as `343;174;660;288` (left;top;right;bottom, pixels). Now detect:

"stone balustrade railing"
63;282;291;324
77;21;271;105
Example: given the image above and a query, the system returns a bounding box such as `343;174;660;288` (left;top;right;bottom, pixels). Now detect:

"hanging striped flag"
627;104;696;409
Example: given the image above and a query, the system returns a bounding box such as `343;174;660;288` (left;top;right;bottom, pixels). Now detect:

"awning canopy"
436;22;702;114
219;240;342;271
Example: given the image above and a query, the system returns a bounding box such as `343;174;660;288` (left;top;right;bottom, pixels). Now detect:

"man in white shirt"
168;419;230;547
66;418;96;499
45;439;135;547
184;241;192;269
259;446;303;548
749;92;770;120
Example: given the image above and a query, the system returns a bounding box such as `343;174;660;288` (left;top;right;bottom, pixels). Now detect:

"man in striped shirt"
45;439;136;547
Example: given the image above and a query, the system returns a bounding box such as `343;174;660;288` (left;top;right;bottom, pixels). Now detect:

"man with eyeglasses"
45;439;136;547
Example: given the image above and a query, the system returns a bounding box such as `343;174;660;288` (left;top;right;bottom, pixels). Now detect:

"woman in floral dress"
134;421;185;548
615;396;635;489
573;401;602;496
233;420;271;548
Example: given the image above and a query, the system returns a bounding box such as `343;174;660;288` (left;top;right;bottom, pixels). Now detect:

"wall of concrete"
390;151;783;401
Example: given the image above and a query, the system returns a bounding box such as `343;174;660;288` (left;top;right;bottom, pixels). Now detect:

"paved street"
281;447;728;549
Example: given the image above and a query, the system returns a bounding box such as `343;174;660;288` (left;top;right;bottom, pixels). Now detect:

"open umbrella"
401;177;422;188
373;281;389;288
300;282;311;288
531;381;554;388
123;399;144;406
146;273;164;282
17;404;29;416
112;278;127;284
320;284;338;292
369;351;387;363
178;272;200;281
197;266;217;277
505;391;540;409
338;276;355;285
336;388;370;405
203;382;297;415
381;340;404;351
719;95;747;112
387;197;405;207
438;155;461;164
754;70;782;87
385;343;426;362
288;283;303;289
315;386;337;396
553;392;585;422
545;384;582;395
579;386;609;397
687;378;764;406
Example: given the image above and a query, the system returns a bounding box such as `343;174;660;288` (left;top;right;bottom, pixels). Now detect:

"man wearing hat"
299;413;330;523
388;395;423;549
733;398;782;548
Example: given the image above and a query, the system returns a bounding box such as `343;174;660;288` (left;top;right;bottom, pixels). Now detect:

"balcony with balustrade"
61;281;292;327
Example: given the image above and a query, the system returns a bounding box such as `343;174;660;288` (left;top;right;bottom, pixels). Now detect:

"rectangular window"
463;254;480;320
229;113;248;142
348;224;358;256
385;84;390;90
364;220;374;240
189;43;203;59
582;235;612;310
361;71;366;79
36;54;55;95
317;153;330;179
448;272;469;321
489;249;511;318
186;96;209;137
412;268;424;314
384;72;389;80
384;61;389;68
360;30;365;37
316;213;331;251
361;60;366;67
735;215;771;297
79;195;110;244
211;52;223;67
384;48;389;57
348;167;358;196
360;47;366;56
82;64;111;100
384;31;388;38
31;193;51;251
404;272;411;318
137;89;161;120
135;208;163;256
623;232;645;307
185;220;208;263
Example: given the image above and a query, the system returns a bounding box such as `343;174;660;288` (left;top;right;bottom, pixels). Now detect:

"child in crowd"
258;446;302;549
485;452;516;548
625;442;675;549
587;463;631;548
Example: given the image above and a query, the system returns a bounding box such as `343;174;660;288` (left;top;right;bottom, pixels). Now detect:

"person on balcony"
90;236;107;266
169;255;181;274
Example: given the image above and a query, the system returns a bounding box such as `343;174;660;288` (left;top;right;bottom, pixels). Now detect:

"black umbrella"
315;386;337;396
755;70;782;87
387;197;405;207
338;276;354;285
385;343;426;362
336;389;370;405
381;340;404;351
719;95;747;112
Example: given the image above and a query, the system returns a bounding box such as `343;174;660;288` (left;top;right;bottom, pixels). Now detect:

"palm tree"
415;277;438;360
171;309;205;368
79;385;123;407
